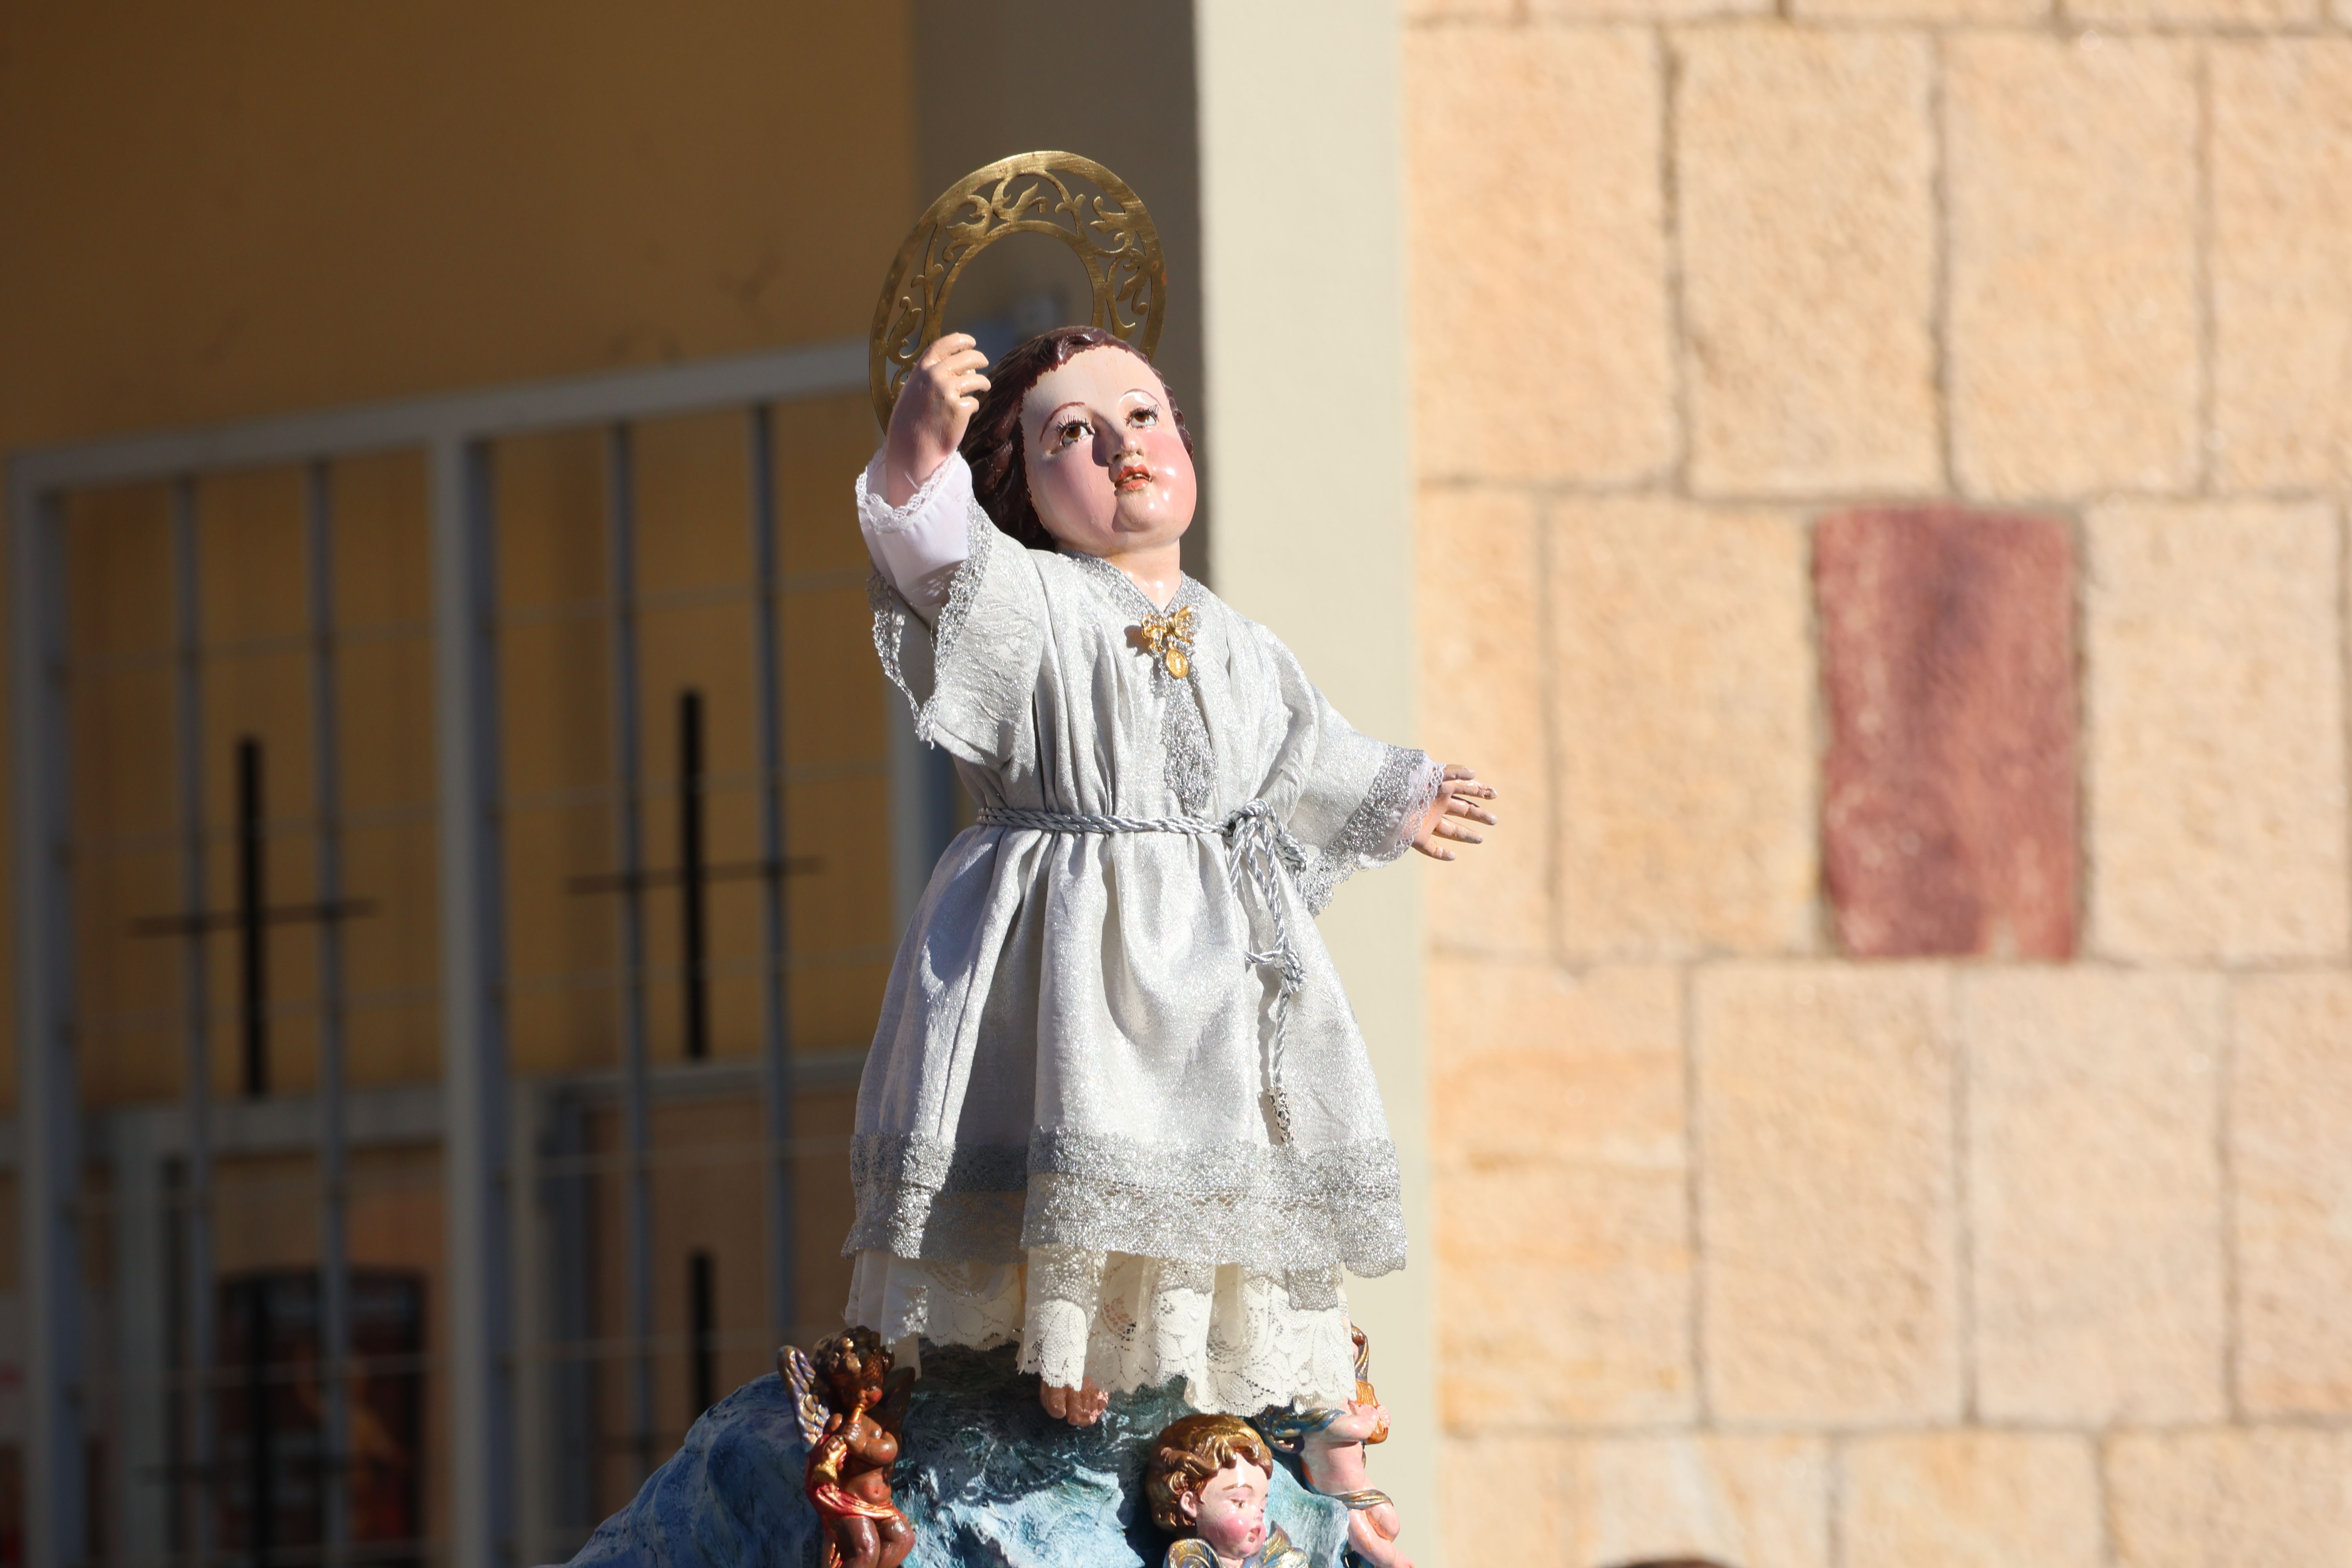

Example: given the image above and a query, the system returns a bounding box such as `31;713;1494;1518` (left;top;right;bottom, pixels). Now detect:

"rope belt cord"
972;800;1308;1144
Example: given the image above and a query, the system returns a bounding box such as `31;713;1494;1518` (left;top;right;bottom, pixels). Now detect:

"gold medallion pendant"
1133;604;1197;681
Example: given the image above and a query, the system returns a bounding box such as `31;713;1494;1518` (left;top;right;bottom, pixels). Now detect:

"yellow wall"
0;1;913;446
1;1;920;1113
1;8;919;1548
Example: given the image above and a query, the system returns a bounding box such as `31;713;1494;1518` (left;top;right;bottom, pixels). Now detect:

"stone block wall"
1406;7;2352;1563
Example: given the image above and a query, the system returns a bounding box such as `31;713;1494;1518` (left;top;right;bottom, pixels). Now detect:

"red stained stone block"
1816;508;2078;959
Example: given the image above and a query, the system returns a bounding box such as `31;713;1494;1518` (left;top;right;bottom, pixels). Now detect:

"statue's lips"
1112;466;1152;492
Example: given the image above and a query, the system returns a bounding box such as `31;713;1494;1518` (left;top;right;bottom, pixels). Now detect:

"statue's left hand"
1411;765;1497;862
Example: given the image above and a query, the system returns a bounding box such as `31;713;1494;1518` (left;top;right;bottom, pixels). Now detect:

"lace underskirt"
845;1246;1358;1416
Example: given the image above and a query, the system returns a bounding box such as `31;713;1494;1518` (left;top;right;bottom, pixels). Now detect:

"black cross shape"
131;738;377;1099
566;691;819;1060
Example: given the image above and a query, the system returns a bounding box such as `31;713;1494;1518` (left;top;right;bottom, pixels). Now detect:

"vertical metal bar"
245;1280;275;1565
507;1083;551;1568
237;737;268;1098
542;1093;595;1541
165;1155;191;1552
678;691;708;1062
603;423;656;1481
113;1113;173;1568
12;471;87;1568
687;1251;715;1420
745;406;795;1344
305;458;354;1565
172;476;219;1563
432;436;515;1568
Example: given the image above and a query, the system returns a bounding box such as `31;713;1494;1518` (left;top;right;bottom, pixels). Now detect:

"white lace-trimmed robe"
845;452;1441;1414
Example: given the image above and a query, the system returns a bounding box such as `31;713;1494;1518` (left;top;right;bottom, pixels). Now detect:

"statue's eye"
1129;406;1159;426
1057;418;1090;444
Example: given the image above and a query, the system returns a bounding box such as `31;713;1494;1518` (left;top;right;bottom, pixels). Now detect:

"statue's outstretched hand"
882;332;991;506
1411;764;1497;862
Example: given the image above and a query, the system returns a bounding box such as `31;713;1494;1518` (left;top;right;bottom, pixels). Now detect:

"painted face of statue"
1021;345;1198;557
1183;1456;1271;1566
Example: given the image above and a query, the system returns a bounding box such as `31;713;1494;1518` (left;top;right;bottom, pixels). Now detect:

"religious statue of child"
1146;1415;1311;1568
844;310;1494;1455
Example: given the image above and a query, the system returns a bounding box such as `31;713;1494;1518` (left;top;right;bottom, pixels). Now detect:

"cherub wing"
1165;1539;1220;1568
780;1346;829;1448
1258;1525;1310;1568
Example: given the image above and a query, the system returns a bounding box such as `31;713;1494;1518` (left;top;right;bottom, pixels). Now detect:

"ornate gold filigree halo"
867;151;1168;432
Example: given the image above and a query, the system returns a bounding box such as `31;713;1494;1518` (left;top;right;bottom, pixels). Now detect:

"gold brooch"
1132;605;1197;681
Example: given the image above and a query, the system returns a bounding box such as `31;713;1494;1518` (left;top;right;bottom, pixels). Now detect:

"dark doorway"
214;1270;426;1564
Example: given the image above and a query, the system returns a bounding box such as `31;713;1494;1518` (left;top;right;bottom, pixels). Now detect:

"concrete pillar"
1193;3;1439;1558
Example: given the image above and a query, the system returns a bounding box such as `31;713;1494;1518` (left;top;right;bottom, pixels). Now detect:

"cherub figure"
842;316;1499;1436
1145;1414;1310;1568
1255;1329;1408;1568
782;1328;915;1568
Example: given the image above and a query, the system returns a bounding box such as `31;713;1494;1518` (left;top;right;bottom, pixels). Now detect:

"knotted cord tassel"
972;797;1313;1145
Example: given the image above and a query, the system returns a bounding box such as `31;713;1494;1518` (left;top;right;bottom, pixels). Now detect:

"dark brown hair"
959;325;1194;552
810;1326;888;1399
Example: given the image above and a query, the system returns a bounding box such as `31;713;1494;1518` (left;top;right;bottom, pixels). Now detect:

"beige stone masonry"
1534;0;1770;23
1431;959;1693;1426
1842;1433;2102;1568
1404;0;1516;17
1405;26;1673;485
1440;1436;1572;1568
1675;28;1940;497
1430;960;1682;1172
1403;17;2352;1565
1965;969;2227;1425
1551;500;1814;960
1441;1165;1693;1428
2232;973;2352;1416
1698;965;1960;1424
1792;0;2044;23
1947;36;2199;500
2214;40;2352;490
2073;0;2320;28
1418;486;1551;958
2108;1428;2352;1567
2086;501;2348;962
1564;1434;1830;1568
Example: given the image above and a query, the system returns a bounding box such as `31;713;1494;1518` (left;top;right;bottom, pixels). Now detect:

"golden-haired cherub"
1145;1414;1309;1568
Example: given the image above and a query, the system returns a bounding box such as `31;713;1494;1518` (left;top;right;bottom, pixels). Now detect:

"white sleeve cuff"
856;449;977;614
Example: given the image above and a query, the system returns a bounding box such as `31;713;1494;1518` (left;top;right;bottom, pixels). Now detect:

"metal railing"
7;335;909;1568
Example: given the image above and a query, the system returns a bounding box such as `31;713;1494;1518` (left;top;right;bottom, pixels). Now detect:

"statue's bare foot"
1039;1377;1109;1426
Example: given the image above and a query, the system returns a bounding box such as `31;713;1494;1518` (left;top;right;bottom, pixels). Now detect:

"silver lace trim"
1064;548;1198;622
869;499;998;745
1294;745;1442;915
843;1128;1408;1277
1162;679;1215;815
1064;553;1217;813
857;448;959;535
1026;1243;1111;1305
1023;1246;1343;1314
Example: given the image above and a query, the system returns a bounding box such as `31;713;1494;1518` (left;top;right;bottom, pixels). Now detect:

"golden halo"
867;151;1167;431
